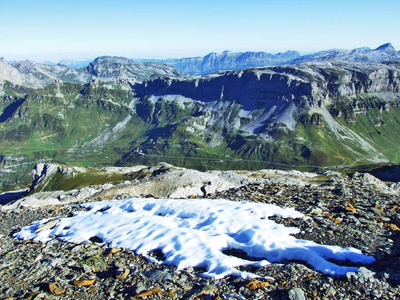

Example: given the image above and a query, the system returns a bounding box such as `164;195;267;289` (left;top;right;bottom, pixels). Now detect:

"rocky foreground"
1;168;400;299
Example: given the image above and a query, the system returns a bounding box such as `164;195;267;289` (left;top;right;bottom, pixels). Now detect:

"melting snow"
147;94;197;108
15;198;375;279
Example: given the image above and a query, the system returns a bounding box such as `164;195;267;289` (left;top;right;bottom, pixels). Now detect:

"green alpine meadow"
1;48;400;190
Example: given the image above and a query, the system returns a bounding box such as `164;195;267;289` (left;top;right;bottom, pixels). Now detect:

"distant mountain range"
1;43;400;189
0;56;180;88
289;43;400;64
44;43;400;76
158;50;301;75
160;43;400;75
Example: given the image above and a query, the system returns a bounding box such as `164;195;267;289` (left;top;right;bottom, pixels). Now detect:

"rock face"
0;57;181;89
0;57;22;85
145;43;399;76
137;61;400;107
162;50;300;75
134;61;400;137
86;56;181;82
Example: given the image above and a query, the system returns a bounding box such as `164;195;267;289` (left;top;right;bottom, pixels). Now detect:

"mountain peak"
374;43;396;52
93;56;130;64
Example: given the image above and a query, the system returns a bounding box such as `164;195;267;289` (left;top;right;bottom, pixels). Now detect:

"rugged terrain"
143;43;400;76
1;56;180;89
1;43;400;191
1;163;400;299
158;50;301;76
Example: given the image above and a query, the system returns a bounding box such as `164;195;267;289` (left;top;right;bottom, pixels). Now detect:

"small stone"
136;286;163;298
389;223;400;231
345;204;356;213
72;278;96;286
33;293;49;299
116;268;130;280
245;280;269;290
334;218;342;224
143;269;172;282
34;219;60;233
48;282;65;295
357;267;375;280
307;207;323;216
196;284;218;297
372;289;382;298
109;247;122;255
288;288;306;300
50;258;64;268
82;264;93;273
325;286;337;297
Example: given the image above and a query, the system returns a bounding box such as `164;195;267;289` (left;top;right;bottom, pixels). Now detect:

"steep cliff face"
163;50;300;75
127;61;400;167
0;57;22;86
135;61;400;129
148;43;399;76
87;56;180;82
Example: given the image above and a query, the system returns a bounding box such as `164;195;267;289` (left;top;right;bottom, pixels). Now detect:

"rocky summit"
0;163;400;299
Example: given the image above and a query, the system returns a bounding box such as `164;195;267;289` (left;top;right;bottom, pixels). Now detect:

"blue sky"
0;0;399;62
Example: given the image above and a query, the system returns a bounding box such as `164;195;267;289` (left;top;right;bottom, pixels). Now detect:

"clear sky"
0;0;399;62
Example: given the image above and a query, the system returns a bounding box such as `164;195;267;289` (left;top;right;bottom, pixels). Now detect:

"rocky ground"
1;170;400;299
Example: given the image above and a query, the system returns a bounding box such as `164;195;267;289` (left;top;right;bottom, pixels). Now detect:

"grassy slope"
1;81;400;190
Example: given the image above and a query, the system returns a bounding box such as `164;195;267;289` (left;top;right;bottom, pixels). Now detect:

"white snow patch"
15;198;375;278
147;95;197;108
100;166;147;174
274;102;298;130
239;107;276;134
85;113;132;147
313;106;376;152
260;169;319;178
102;98;121;107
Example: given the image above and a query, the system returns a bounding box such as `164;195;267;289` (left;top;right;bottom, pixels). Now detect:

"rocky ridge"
0;164;400;299
289;43;400;65
160;50;301;76
0;56;181;89
148;43;400;76
129;61;400;161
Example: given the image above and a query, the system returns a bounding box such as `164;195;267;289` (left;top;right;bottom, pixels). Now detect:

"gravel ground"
1;172;400;299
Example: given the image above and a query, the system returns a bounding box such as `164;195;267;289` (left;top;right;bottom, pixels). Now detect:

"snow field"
15;198;375;279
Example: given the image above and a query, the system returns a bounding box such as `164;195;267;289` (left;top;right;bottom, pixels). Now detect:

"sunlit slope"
1;60;400;188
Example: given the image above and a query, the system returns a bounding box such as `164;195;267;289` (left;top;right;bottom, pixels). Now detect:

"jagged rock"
288;288;306;300
347;267;375;284
162;50;300;75
72;278;96;286
34;219;60;233
143;269;173;282
48;282;65;295
115;268;130;280
1;56;181;89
